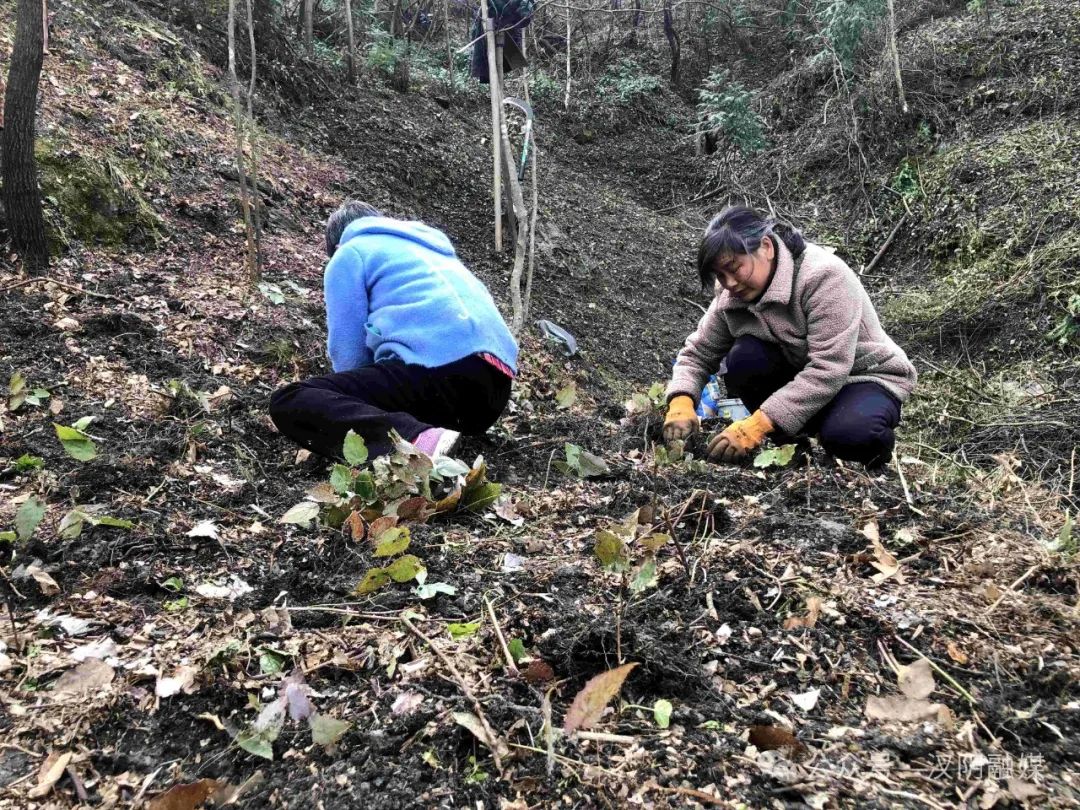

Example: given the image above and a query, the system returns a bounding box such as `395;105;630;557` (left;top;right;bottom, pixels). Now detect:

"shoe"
433;429;461;458
414;427;461;458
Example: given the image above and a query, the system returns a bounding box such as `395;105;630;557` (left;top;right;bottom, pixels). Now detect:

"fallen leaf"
564;662;638;733
946;641;969;665
148;779;227;810
494;497;525;527
555;382;577;409
309;713;351;747
279;501;319;527
748;725;806;755
156;665;199;698
453;711;509;757
391;691;424;716
27;751;73;799
653;699;673;729
864;695;950;724
72;638;118;662
396;496;434;523
981;581;1003;603
523;660;555;684
53;659;115;697
186;520;219;540
1006;778;1043;802
868;535;902;585
26;563;60;596
344;511;366;541
783;596;822;630
897;658;935;700
790;687;821;712
294;449;312;464
194;575;253;601
283;671;314;721
861;521;880;543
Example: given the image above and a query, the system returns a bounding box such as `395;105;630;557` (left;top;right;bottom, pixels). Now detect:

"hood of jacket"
337;216;457;257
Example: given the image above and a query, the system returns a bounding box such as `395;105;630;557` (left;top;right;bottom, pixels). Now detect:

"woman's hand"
662;395;699;443
707;410;774;463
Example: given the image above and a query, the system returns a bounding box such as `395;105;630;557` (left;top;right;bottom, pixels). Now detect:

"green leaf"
386;554;425;583
0;531;17;543
653;699;673;729
309;713;351;747
629;557;658;594
555;382;577;409
448;621;481;640
753;444;797;469
595;529;629;573
54;423;97;461
563;443;609;478
161;576;184;592
15;454;43;472
72;416;95;431
508;638;526;663
463;482;502;513
259;649;287;676
8;372;26;411
355;567;391;595
354;471;377;502
236;729;275;760
279;500;319;527
373;526;411;557
257;281;286;305
343;430;369;466
15;496;46;541
58;509;87;539
163;596;189;612
330;463;355;495
95;515;133;529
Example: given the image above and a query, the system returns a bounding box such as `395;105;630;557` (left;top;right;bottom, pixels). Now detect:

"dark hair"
326;200;382;256
696;204;806;288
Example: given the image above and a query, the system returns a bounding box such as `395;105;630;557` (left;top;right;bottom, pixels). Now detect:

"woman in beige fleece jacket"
663;205;917;468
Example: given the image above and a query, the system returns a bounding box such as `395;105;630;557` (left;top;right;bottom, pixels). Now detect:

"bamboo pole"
480;0;502;252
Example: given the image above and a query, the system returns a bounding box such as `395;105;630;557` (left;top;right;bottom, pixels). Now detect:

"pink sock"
413;427;442;455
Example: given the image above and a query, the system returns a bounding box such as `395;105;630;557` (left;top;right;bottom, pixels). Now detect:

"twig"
893;450;927;516
401;613;505;774
862;216;907;276
484;595;519;676
574;730;636;744
662;490;700;584
646;782;727;806
4;602;20;650
681;297;707;315
986;565;1038;615
0;276;126;302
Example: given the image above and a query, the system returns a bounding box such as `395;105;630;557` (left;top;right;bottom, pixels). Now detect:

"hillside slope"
0;0;1077;807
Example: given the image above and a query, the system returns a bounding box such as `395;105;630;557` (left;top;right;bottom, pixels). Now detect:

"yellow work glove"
707;410;774;463
662;395;699;443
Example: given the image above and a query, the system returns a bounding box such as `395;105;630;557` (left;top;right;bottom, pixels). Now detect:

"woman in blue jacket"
270;201;519;460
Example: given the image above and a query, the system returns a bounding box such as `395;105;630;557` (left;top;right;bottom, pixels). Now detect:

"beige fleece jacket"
666;239;917;434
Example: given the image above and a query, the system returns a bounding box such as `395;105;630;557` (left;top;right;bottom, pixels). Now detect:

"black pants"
724;336;902;467
269;355;512;460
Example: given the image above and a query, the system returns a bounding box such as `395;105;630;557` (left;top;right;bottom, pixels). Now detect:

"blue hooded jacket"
324;217;519;374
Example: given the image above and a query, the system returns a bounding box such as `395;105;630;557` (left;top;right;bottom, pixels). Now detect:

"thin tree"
563;3;571;109
227;0;258;282
245;0;264;271
304;0;314;57
343;0;358;83
480;0;502;251
663;0;680;86
885;0;908;114
443;0;454;99
2;0;49;274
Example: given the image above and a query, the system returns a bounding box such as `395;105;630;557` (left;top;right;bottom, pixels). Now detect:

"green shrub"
596;59;662;106
812;0;885;74
696;70;766;154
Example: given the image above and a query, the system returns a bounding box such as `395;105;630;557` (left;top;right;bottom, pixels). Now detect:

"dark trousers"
724;336;901;467
269;355;512;460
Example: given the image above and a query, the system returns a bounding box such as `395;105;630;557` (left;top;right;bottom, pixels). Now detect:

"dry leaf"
563;662;638;733
345;511;366;541
294;449;312;464
783;596;822;630
790;688;820;712
864;695;950;724
981;581;1003;603
897;658;935;700
748;725;806;755
26;563;60;596
27;751;73;799
53;659;115;697
396;496;434;523
869;536;902;585
156;665;199;698
861;521;880;543
453;711;509;758
391;691;424;716
946;641;969;665
1006;778;1043;802
148;779;227;810
367;515;398;541
186;520;219;540
523;660;555;684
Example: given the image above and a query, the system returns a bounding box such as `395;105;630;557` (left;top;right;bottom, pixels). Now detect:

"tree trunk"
227;0;257;282
344;0;357;83
443;0;454;100
245;0;263;275
2;0;49;274
303;0;314;57
663;0;680;87
885;0;908;114
391;0;411;93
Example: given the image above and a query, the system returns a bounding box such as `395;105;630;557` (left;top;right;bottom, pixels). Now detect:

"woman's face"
714;237;776;301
